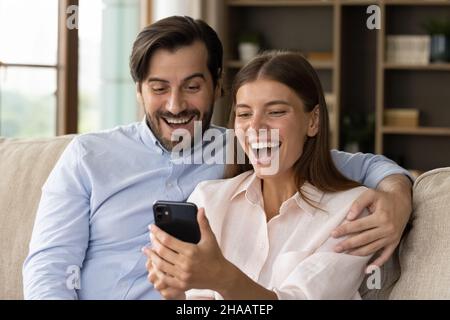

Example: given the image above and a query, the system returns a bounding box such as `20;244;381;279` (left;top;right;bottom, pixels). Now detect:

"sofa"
1;135;449;300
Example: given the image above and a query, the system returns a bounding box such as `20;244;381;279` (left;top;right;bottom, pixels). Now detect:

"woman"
143;51;373;299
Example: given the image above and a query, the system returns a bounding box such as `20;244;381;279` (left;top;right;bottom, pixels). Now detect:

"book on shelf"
384;108;419;127
386;35;430;65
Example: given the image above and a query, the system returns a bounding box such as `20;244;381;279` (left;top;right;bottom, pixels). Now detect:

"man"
23;16;412;300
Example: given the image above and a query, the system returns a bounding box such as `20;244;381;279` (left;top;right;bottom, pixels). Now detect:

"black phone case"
153;200;200;244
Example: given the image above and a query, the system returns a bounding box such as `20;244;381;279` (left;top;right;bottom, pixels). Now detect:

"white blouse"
186;170;372;300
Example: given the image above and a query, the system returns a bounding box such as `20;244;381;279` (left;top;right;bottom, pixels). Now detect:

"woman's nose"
249;114;268;131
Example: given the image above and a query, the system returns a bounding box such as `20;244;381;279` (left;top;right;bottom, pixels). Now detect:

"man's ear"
136;83;144;107
307;105;320;137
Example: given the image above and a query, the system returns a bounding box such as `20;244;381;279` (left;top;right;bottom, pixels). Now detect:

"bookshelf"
376;1;450;172
221;0;450;172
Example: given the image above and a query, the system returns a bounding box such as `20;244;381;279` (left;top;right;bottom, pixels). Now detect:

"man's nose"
166;90;186;115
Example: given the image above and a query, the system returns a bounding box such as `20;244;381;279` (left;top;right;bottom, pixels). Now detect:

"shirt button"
167;182;173;188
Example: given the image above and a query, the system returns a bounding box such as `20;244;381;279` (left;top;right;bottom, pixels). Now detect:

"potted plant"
422;18;450;63
237;32;261;62
341;112;375;153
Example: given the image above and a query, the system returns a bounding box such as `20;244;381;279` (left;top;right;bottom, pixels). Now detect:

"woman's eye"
269;111;286;116
236;113;251;118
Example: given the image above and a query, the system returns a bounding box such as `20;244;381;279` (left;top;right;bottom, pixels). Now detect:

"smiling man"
23;16;412;300
139;41;218;150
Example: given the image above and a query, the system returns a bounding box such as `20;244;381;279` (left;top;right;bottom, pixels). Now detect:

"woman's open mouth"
249;141;282;166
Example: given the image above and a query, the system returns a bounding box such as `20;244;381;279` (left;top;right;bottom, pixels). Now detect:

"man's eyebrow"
146;73;206;83
183;73;206;82
147;77;169;83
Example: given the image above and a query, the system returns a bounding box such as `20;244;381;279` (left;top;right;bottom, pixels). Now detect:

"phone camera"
155;206;163;220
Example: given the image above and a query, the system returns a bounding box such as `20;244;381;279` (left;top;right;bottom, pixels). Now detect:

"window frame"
57;0;79;135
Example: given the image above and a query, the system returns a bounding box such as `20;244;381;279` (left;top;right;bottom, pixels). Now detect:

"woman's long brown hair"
225;51;360;205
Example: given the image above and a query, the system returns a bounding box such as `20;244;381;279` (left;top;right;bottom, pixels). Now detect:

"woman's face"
234;78;319;178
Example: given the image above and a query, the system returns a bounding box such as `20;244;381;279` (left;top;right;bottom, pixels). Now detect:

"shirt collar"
231;171;263;206
138;116;167;154
231;171;325;216
292;182;325;216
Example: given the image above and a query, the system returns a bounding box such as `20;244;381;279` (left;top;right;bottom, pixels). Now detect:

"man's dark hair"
130;16;223;91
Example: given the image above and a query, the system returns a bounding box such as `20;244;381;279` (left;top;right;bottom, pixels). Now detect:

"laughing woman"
143;51;373;300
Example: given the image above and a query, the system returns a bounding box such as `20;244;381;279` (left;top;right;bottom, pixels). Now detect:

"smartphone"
152;200;200;244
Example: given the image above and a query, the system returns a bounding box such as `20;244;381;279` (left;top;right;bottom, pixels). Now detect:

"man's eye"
152;87;166;94
236;113;251;118
186;85;200;92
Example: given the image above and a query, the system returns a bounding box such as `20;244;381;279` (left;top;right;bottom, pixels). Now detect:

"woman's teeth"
250;141;281;161
250;141;280;149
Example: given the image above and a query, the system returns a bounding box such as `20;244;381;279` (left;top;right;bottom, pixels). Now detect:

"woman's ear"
214;78;223;100
307;105;320;137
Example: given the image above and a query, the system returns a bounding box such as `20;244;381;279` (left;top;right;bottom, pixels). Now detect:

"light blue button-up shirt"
23;118;411;300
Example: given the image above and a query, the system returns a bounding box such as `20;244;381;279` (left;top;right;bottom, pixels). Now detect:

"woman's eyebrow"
235;101;291;109
235;104;251;109
264;100;290;107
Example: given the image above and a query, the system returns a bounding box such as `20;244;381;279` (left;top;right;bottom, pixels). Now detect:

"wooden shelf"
384;0;450;6
341;0;381;5
227;59;334;70
227;0;334;7
228;0;450;6
382;126;450;136
384;63;450;71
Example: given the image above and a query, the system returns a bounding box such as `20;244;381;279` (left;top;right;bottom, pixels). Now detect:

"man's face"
137;41;219;150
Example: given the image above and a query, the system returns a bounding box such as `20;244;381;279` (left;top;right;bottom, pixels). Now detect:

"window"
0;0;196;138
78;0;141;133
0;0;59;138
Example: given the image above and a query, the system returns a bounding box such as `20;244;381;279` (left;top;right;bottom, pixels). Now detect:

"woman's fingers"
148;249;179;277
151;235;180;265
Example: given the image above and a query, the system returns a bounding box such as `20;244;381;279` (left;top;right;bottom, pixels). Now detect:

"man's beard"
145;107;213;151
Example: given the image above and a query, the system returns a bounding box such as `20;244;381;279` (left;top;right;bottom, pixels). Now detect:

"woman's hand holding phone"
142;208;233;299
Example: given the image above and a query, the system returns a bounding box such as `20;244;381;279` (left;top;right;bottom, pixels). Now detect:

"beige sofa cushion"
389;167;450;299
0;135;74;299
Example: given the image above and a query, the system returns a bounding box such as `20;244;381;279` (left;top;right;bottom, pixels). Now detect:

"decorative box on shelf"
384;108;419;127
386;35;430;65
